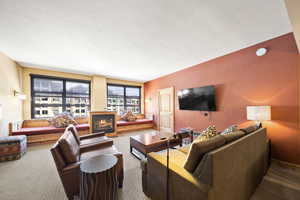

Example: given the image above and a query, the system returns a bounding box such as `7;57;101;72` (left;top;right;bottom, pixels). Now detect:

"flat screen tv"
177;85;216;111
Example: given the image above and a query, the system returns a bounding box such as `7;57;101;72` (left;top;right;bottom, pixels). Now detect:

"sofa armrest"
80;139;114;153
79;132;105;140
145;153;209;200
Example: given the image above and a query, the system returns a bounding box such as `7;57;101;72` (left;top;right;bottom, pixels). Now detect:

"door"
158;87;174;133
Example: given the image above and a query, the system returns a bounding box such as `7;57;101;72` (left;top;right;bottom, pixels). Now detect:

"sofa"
10;114;154;144
141;128;269;200
51;126;124;200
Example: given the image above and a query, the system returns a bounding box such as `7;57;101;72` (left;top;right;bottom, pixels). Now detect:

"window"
107;84;141;114
31;75;90;118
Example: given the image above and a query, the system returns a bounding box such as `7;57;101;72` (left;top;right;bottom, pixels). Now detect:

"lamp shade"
247;106;271;121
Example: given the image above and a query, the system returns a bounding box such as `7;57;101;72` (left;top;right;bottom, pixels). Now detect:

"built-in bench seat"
12;124;90;136
9;114;154;144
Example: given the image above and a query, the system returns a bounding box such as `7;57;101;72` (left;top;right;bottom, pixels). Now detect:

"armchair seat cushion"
80;136;112;146
117;119;153;126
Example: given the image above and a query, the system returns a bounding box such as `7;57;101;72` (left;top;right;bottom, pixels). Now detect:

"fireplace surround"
89;111;117;136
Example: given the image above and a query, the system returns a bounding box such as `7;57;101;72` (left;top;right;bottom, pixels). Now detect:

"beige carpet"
0;130;154;200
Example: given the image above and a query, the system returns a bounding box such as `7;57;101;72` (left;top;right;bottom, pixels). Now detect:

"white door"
158;87;174;133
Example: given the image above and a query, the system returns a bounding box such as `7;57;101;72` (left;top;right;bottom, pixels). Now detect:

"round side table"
80;155;118;200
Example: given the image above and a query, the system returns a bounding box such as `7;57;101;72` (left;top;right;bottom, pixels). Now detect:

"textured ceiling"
0;0;292;82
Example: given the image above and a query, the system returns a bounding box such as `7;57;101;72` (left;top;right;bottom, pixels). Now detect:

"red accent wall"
144;33;300;164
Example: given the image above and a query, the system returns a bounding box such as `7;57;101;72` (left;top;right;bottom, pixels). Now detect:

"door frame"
157;86;175;133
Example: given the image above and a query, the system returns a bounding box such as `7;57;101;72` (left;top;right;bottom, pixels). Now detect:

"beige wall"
22;67;144;119
0;52;23;136
91;75;107;111
285;0;300;49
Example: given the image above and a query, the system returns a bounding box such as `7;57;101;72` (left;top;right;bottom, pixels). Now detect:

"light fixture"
14;90;27;100
145;97;152;103
247;106;271;128
256;48;268;56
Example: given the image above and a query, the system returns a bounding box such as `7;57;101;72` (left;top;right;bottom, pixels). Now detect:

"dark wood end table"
129;132;182;159
80;155;118;200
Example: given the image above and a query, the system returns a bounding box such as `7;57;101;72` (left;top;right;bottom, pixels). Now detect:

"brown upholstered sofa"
141;128;269;200
51;126;124;200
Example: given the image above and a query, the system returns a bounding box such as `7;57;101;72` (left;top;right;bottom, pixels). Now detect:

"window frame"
106;83;141;114
30;74;91;119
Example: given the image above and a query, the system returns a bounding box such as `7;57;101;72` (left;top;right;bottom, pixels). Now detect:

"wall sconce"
247;106;271;128
256;48;268;56
14;90;27;100
145;97;152;103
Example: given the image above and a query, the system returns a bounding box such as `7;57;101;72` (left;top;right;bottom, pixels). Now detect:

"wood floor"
251;160;300;200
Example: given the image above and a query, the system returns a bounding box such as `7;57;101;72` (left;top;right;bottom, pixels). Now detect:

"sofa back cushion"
58;131;80;164
222;130;245;143
240;125;259;134
184;135;226;172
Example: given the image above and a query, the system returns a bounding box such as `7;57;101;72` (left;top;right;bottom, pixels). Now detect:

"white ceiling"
0;0;292;82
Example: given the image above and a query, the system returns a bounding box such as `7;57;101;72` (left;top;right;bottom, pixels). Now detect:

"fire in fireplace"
91;114;115;134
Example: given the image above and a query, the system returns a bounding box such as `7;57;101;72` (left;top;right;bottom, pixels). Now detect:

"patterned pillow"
221;125;238;135
196;125;218;141
49;112;78;128
121;111;137;122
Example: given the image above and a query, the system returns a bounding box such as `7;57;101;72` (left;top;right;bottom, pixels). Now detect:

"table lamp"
247;106;271;128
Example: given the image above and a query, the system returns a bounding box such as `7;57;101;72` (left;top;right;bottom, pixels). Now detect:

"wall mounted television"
177;85;216;111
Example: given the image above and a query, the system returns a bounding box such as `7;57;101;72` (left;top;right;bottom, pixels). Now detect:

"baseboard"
272;158;300;170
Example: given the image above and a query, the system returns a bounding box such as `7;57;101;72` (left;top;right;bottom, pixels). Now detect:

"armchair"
51;127;124;199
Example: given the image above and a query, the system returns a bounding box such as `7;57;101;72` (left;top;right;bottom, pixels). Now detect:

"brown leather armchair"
51;128;124;200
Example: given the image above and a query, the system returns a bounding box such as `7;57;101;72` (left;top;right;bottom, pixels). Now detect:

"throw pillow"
221;125;238;135
240;125;259;134
196;125;218;141
49;112;78;128
183;135;226;172
222;130;245;143
121;111;137;122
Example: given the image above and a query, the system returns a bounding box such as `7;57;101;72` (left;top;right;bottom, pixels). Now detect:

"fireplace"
89;111;117;136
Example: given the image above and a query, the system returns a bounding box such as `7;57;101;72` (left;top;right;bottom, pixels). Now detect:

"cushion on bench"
12;124;89;136
117;119;153;126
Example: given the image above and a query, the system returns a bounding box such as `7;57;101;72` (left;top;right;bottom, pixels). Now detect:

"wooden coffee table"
130;131;182;159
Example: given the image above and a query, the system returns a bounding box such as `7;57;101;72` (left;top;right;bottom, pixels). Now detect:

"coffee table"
130;132;182;159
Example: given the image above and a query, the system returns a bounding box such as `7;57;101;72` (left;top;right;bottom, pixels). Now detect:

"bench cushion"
117;119;153;126
12;119;153;136
12;124;89;136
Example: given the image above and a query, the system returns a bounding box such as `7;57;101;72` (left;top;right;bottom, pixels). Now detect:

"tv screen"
178;85;216;111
